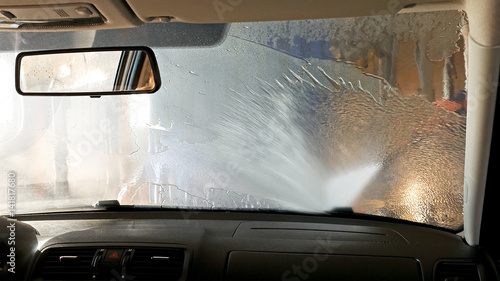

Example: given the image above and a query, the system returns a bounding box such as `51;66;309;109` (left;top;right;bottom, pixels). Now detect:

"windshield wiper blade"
91;200;163;211
92;200;121;208
328;207;354;214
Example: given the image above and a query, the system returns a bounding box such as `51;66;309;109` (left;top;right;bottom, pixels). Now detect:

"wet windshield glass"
0;11;467;229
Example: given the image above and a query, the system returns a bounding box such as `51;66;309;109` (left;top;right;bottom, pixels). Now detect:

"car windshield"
0;11;467;230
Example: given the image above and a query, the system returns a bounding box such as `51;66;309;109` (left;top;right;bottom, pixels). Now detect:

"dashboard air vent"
129;248;185;280
435;262;480;281
34;247;97;280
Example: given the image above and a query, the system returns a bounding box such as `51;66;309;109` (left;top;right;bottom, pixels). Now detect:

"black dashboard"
1;211;498;281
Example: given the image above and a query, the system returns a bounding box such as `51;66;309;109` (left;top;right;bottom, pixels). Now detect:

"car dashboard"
1;212;497;281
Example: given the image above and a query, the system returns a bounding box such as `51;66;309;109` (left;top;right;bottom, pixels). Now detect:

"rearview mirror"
16;47;161;96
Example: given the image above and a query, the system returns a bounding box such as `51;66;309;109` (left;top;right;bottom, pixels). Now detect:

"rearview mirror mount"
15;47;161;97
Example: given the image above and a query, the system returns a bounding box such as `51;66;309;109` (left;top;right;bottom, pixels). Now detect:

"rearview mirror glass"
16;47;161;96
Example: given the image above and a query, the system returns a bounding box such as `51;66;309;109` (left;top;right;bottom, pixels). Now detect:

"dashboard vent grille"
34;247;97;280
435;262;480;281
53;9;70;17
129;248;185;280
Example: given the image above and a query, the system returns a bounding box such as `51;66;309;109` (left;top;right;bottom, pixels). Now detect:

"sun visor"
0;22;228;51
